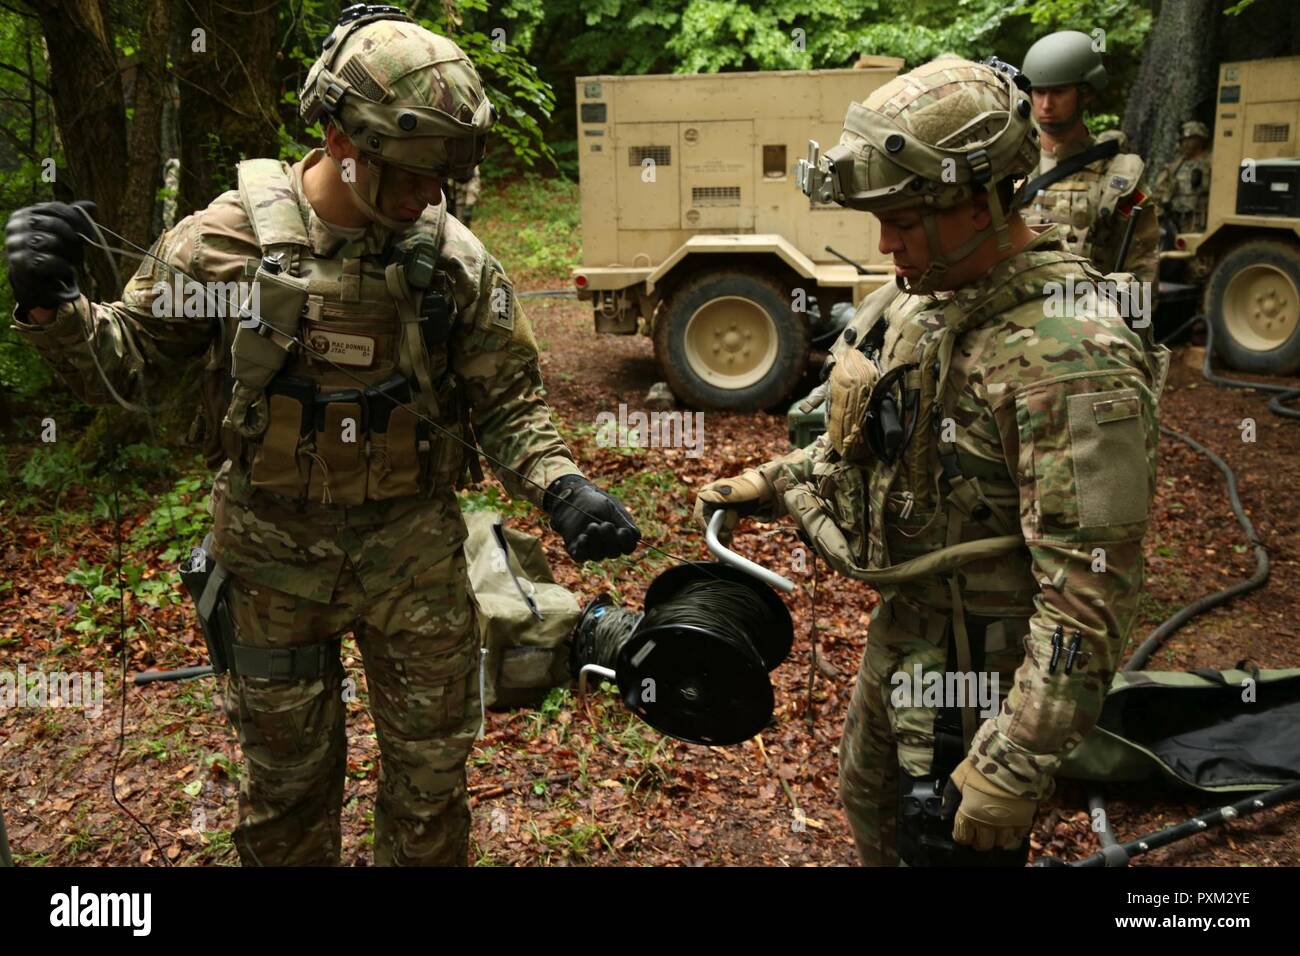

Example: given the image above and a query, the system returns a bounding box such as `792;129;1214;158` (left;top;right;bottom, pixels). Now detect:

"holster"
895;615;1029;867
178;533;234;677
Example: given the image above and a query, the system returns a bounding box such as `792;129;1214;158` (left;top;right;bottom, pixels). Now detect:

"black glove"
543;474;641;562
3;200;98;311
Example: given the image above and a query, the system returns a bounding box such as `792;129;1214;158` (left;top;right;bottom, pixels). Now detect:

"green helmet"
300;4;495;228
796;56;1038;294
1181;120;1210;141
1021;30;1109;92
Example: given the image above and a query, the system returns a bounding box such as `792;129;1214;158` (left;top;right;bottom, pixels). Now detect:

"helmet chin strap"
898;199;1007;296
329;150;416;233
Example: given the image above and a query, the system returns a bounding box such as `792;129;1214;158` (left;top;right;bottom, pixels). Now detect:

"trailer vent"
692;186;741;206
1254;123;1291;143
629;145;671;167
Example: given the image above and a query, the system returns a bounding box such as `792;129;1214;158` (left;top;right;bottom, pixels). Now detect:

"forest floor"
1;176;1299;867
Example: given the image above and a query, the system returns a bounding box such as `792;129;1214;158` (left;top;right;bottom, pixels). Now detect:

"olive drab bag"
464;511;580;709
1059;666;1300;793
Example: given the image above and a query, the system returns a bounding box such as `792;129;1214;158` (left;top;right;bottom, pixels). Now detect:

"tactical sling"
1011;137;1121;211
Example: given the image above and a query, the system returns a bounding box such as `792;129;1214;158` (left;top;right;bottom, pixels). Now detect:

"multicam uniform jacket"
12;148;582;603
759;225;1164;800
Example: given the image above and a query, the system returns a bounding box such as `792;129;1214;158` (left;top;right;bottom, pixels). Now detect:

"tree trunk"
1122;0;1218;175
117;0;173;253
173;1;281;220
1125;0;1300;175
32;0;129;292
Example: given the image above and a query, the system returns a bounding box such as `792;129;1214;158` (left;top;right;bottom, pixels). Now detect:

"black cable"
639;579;774;664
574;601;642;673
1084;312;1296;865
71;214;186;865
104;423;170;866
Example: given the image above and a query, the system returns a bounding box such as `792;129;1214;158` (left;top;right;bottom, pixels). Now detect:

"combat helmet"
1020;30;1109;92
795;56;1038;294
1180;120;1210;141
300;3;496;229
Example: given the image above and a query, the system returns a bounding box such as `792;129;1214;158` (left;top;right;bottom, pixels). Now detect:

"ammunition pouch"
249;373;442;505
223;260;311;438
826;347;880;462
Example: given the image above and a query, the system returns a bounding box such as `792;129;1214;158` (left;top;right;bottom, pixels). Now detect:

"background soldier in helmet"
697;56;1165;865
1018;30;1160;285
2;5;640;866
444;168;482;229
1152;121;1213;240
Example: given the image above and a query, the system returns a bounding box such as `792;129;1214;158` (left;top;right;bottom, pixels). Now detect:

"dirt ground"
2;285;1298;868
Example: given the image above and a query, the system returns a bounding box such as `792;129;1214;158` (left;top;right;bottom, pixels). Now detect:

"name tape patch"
305;327;376;367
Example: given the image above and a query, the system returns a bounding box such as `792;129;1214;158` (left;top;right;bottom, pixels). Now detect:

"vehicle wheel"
1205;240;1300;376
653;270;810;410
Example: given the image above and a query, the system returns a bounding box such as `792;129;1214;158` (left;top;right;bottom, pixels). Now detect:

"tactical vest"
1027;147;1146;267
191;159;471;506
786;246;1167;743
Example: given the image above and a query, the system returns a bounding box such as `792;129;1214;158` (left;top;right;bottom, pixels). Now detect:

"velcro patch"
304;327;376;367
1093;396;1139;424
489;273;514;331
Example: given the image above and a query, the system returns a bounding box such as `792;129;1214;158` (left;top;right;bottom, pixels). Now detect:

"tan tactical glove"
945;757;1038;852
693;469;774;545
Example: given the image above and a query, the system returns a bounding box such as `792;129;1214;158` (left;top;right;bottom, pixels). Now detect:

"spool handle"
578;663;617;700
706;510;797;594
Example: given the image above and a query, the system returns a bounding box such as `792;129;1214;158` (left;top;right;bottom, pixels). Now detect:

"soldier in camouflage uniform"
697;57;1167;865
445;168;481;229
1152;121;1213;238
1019;31;1160;286
3;5;640;866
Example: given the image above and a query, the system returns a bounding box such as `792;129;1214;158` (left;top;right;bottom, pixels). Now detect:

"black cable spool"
571;563;793;746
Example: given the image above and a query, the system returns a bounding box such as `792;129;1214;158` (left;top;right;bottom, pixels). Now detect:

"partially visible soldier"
700;56;1166;865
445;167;481;229
1018;30;1160;285
1152;121;1213;240
3;5;640;866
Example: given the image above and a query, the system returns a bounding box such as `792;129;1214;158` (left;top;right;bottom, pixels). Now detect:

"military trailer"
570;61;903;410
1161;56;1300;375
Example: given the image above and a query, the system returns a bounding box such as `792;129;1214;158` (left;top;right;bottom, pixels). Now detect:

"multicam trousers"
837;599;1026;866
221;548;481;866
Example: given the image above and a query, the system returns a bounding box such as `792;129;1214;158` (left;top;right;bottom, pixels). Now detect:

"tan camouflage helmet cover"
301;5;496;180
796;57;1039;293
1180;120;1210;141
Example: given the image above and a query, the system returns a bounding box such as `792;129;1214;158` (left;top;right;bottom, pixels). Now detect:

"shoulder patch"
489;272;514;331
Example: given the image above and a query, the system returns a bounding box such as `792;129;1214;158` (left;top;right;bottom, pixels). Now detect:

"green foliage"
128;473;210;563
475;174;581;275
18;444;87;493
458;482;532;517
437;1;558;168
